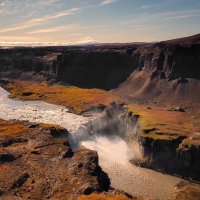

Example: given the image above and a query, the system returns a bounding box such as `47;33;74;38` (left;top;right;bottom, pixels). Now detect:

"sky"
0;0;200;45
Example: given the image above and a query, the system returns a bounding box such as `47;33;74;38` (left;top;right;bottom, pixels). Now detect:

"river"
0;86;181;200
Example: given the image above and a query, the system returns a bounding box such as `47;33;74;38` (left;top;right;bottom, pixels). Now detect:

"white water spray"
81;135;133;165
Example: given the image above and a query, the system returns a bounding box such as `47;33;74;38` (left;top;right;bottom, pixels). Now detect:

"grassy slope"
3;81;117;113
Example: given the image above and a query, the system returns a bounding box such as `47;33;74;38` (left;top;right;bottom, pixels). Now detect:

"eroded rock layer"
0;120;110;200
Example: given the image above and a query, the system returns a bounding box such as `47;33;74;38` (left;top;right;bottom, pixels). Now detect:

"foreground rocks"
0;118;173;200
0;119;110;200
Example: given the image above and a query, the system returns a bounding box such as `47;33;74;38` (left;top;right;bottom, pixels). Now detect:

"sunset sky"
0;0;200;45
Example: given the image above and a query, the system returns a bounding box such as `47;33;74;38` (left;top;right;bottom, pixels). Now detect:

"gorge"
0;86;182;200
0;34;200;200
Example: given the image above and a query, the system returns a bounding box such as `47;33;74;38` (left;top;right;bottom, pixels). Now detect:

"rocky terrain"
115;34;200;113
0;119;110;200
0;34;200;199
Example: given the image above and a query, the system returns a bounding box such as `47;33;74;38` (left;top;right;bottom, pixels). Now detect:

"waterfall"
69;109;144;163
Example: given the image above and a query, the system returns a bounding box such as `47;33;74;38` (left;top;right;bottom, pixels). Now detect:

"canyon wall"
0;35;200;106
56;51;136;89
115;35;200;110
141;135;200;181
81;103;200;182
0;46;138;90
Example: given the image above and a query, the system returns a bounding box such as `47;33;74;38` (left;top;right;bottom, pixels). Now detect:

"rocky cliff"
0;45;138;90
78;102;200;182
115;34;200;111
0;120;110;200
141;135;200;181
0;35;200;109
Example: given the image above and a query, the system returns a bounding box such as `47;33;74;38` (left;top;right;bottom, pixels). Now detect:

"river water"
0;86;181;200
0;87;93;133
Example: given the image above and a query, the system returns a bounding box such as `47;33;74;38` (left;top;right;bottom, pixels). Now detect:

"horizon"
0;0;200;46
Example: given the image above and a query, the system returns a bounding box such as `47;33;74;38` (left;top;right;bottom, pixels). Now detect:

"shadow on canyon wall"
0;34;200;110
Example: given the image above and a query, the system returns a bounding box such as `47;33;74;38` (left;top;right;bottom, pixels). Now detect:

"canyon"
0;87;181;200
0;34;200;200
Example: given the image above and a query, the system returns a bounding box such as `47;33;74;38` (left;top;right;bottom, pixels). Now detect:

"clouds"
28;24;80;34
122;8;200;25
0;0;15;16
0;36;98;46
35;0;62;8
163;9;200;20
0;0;64;17
0;7;80;33
0;35;43;42
75;36;98;44
0;0;86;44
0;0;200;44
27;7;80;25
100;0;117;5
159;9;200;20
0;0;11;7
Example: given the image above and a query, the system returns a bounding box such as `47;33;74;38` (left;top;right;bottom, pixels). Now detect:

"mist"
81;135;133;165
69;103;144;165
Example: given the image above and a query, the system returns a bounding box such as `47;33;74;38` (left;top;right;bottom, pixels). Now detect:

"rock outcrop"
115;34;200;111
0;120;110;200
140;135;200;181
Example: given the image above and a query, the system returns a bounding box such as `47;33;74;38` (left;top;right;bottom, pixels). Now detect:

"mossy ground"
4;81;117;113
0;119;28;139
128;104;198;141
